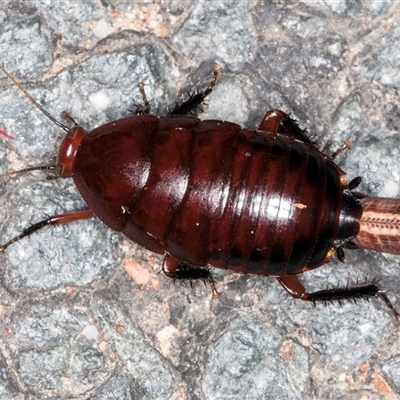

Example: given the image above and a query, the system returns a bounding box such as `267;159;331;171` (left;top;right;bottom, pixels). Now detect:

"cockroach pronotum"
0;64;399;321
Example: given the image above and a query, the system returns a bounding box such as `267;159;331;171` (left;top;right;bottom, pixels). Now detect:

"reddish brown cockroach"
0;64;399;320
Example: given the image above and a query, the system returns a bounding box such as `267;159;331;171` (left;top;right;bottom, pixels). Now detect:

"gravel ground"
0;1;400;399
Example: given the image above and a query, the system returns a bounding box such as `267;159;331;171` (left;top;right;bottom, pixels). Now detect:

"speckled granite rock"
0;1;399;399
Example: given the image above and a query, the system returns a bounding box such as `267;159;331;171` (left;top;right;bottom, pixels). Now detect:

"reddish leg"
0;209;96;252
259;109;313;144
277;275;400;321
0;128;14;140
162;254;219;298
258;110;287;132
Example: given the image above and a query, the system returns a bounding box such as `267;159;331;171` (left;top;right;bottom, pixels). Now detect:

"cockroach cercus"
0;64;400;321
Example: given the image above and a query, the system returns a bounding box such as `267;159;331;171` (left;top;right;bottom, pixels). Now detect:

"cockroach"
0;63;400;320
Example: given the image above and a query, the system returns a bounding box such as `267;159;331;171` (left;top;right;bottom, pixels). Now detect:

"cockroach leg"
277;275;400;321
376;291;400;322
162;254;219;298
0;209;96;252
0;128;14;139
258;109;286;133
61;110;78;126
279;114;313;143
135;82;151;115
168;65;221;116
331;140;351;159
259;110;312;144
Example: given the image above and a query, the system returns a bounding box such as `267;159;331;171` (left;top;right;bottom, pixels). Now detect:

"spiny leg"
259;110;313;144
277;275;400;322
331;140;351;159
162;254;219;298
135;82;151;115
0;209;96;252
168;65;221;116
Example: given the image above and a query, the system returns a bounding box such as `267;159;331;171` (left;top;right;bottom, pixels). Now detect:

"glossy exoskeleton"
1;64;400;320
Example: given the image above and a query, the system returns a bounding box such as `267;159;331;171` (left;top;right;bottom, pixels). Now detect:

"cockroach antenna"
0;63;69;132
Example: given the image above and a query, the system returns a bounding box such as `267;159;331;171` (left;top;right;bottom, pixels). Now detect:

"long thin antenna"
0;64;69;132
